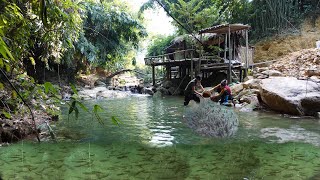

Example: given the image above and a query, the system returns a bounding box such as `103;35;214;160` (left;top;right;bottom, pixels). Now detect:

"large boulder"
162;80;173;89
157;86;170;95
242;79;262;89
259;77;320;115
230;83;244;96
234;89;259;100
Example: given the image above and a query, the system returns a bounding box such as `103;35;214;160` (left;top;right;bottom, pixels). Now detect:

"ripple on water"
260;126;320;146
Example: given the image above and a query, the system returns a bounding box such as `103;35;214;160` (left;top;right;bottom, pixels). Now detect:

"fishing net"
183;99;239;137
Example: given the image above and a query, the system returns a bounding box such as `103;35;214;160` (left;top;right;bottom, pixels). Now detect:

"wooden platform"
145;47;248;85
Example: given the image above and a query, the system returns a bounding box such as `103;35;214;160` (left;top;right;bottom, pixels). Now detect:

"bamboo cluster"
250;0;315;38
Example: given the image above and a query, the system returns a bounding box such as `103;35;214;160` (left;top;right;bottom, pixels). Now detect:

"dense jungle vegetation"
144;0;320;56
0;0;146;126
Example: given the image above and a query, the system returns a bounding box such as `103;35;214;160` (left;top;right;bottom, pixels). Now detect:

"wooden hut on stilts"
144;24;252;92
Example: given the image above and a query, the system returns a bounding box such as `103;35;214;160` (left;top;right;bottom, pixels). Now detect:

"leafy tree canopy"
74;1;147;69
147;34;175;56
141;0;319;43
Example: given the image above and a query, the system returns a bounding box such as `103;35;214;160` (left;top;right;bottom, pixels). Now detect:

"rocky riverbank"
0;106;58;145
230;76;320;116
231;48;320;117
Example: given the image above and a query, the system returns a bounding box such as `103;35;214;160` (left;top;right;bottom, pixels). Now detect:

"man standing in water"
184;76;204;106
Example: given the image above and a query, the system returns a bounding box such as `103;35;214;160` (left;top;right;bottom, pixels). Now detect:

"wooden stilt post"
190;50;194;79
218;36;221;58
228;24;232;84
239;67;243;82
198;35;202;76
233;34;235;60
152;65;155;86
166;65;170;79
224;34;227;61
244;29;249;78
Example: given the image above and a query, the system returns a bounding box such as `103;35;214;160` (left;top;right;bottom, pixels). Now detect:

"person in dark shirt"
209;79;234;106
184;76;204;106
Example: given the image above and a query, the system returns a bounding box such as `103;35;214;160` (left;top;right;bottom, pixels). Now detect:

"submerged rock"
239;95;261;112
259;77;320;116
260;126;320;146
183;99;239;137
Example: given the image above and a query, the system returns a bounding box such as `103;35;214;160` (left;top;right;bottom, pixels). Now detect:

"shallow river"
1;95;320;179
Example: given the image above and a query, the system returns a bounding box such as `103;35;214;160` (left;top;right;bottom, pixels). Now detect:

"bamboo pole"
228;25;232;84
245;30;249;69
190;51;194;79
224;34;227;60
152;65;155;86
244;30;249;79
218;36;221;57
233;34;235;60
198;34;202;76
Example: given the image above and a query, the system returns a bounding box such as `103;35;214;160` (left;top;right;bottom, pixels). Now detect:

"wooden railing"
144;49;196;65
144;49;244;69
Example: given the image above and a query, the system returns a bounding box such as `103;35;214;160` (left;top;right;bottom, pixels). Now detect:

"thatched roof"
199;24;250;34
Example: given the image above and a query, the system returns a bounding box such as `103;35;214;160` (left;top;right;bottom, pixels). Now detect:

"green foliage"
147;34;175;56
73;1;147;69
2;110;11;119
141;0;319;41
169;0;222;33
0;0;130;131
111;116;122;126
93;104;104;125
0;0;82;69
140;0;224;34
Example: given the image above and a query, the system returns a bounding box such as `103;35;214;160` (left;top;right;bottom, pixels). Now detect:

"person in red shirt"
209;79;234;106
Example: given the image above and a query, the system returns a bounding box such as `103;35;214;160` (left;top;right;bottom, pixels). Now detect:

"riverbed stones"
230;83;244;95
78;86;131;99
305;69;320;77
94;80;106;87
261;70;283;77
256;67;269;73
259;77;320;115
144;87;154;96
239;96;261;112
244;76;253;82
268;48;320;78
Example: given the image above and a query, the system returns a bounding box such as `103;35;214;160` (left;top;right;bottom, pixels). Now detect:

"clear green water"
1;95;320;179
